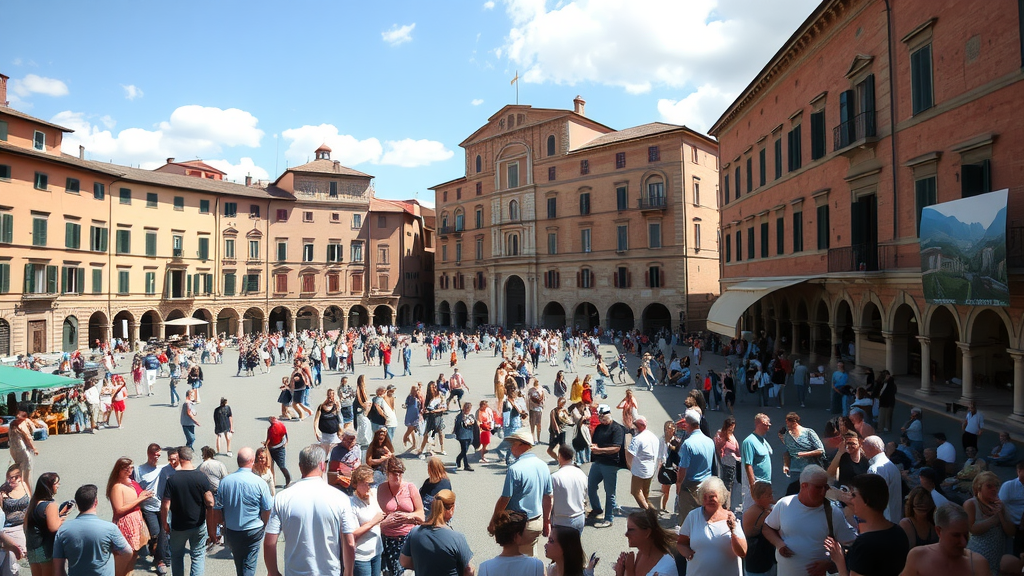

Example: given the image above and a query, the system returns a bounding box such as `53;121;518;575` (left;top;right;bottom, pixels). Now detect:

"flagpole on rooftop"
511;70;519;105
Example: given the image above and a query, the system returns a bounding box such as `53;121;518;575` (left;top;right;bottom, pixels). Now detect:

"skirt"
480;428;492;447
112;400;126;412
277;390;293;404
381;535;408;576
116;509;150;551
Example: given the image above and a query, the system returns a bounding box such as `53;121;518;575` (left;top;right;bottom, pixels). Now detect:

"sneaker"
594;520;614;529
156;564;169;575
438;451;447;456
226;451;233;457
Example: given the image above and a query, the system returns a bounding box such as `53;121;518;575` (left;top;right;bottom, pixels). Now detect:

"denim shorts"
26;546;50;564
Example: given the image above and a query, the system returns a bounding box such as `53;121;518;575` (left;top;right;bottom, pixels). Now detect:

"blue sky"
3;0;819;205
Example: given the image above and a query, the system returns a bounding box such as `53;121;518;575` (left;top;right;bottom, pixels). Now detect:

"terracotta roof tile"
288;158;374;178
575;122;686;150
0;106;74;132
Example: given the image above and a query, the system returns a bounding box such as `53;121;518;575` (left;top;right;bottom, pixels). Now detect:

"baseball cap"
597;404;612;415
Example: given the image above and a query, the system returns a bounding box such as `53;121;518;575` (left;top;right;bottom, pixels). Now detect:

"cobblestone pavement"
21;340;1012;574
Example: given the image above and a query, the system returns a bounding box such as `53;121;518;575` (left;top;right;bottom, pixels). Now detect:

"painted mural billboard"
920;189;1009;306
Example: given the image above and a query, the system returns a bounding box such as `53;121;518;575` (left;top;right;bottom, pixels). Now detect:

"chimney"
245;174;252;187
573;95;585;116
0;74;7;107
78;145;85;160
166;157;175;164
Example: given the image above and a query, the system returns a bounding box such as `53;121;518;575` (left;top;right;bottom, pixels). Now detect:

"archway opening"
835;300;854;363
970;309;1012;397
472;302;489;327
814;301;831;360
191;309;213;337
269;307;292;333
858;301;884;368
217;309;240;338
505;276;526;328
453;302;468;329
929;306;960;389
139;310;161;342
573;302;599;331
349;305;369;328
296;307;319;332
642;303;671;334
88;312;108;349
165;310;187;339
112;311;135;342
413;304;425;324
373;307;393;327
323;306;345;332
542;302;566;329
62;316;79;352
437;302;451;327
607;303;634;333
397;305;410;327
242;308;264;335
891;304;920;376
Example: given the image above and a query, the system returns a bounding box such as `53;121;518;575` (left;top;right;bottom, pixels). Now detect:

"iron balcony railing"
833;111;877;151
638;196;667;210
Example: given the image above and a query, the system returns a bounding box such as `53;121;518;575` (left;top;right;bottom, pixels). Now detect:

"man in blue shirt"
53;484;132;576
675;410;715;521
741;413;774;510
491;428;552;557
134;443;170;575
213;447;273;576
831;361;849;415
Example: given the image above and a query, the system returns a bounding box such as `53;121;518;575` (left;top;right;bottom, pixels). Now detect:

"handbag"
657;463;677;485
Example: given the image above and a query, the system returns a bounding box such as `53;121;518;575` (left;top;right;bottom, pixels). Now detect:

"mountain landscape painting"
919;189;1009;306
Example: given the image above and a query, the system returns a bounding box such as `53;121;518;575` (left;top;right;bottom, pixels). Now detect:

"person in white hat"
489;427;551;557
588;404;626;529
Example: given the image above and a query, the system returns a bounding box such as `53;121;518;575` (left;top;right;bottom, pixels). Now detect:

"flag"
511;71;519;86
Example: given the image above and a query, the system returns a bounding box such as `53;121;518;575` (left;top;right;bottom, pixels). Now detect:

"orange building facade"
708;0;1024;425
432;98;720;332
0;87;433;356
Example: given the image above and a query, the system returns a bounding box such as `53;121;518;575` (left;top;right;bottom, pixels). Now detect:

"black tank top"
318;406;341;434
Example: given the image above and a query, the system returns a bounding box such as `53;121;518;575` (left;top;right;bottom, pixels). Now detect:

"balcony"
828;243;906;273
638;196;667;211
833;111;877;155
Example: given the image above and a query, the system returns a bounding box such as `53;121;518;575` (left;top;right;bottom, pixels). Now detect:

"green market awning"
0;365;83;395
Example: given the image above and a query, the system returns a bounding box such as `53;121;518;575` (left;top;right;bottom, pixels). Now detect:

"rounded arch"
475;154;482;173
923;304;963;340
323;306;345;332
506;232;520;256
0;318;10;356
886;291;922;332
296;306;320;332
191;309;213;337
860;300;883;339
573;302;600;331
546;134;556;157
453;207;465;231
269;306;292;333
508;199;520;221
242;307;264;335
857;292;887;330
397;305;411;327
453;301;468;329
505;275;526;327
87;311;108;348
834;299;854;362
472;302;489;327
139;310;162;342
373;306;394;327
642;303;672;334
61;316;79;352
440;211;450;231
968;308;1013;393
925;305;961;387
437;301;451;327
349;305;369;328
542;302;567;329
640;169;669;205
607;303;635;333
891;302;921;376
216;308;240;338
112;310;135;341
965;307;1015;347
164;309;187;338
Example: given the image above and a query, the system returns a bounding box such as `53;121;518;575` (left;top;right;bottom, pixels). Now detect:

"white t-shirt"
678;508;745;576
266;477;358;576
478;554;545;576
965;411;984;435
999;479;1024;525
644;553;678;576
867;453;903;521
764;495;856;576
349;489;383;562
628;429;661;479
936;441;956;464
550;465;589;524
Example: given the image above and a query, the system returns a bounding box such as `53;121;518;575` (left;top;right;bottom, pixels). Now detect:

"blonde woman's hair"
972;471;1000;498
426;456;448;484
424;489;456;527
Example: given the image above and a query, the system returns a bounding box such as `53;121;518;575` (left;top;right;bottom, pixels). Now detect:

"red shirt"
266;421;288;447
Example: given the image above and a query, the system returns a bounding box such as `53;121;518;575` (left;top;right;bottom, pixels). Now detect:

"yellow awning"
707;277;813;338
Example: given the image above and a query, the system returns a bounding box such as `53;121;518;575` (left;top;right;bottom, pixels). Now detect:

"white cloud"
471;98;484;106
483;1;495;9
382;23;416;46
657;84;735;133
121;84;143;100
281;124;453;169
205;158;270;183
11;74;68;98
380;139;455;167
500;0;819;129
54;105;265;170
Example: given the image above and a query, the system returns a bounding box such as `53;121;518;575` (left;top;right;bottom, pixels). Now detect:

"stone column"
916;336;932;395
808;322;820;365
1009;349;1024;422
958;342;974;404
882;331;895;374
853;327;864;368
288;314;296;335
319;315;325;332
262;318;270;334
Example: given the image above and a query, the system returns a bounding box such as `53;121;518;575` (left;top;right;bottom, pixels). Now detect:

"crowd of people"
7;324;1024;576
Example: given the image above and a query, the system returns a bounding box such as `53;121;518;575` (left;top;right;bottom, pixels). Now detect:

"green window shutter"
187;274;193;296
46;265;57;294
145;272;155;295
74;224;81;248
76;268;85;294
119;271;129;294
33;219;47;246
92;269;102;294
145;233;157;257
198;237;209;260
100;228;108;252
0;263;9;293
65;223;74;248
205;274;213;294
277;243;286;262
165;273;172;297
24;264;33;293
224;273;235;296
61;266;68;294
200;200;210;213
1;214;12;243
193;274;200;295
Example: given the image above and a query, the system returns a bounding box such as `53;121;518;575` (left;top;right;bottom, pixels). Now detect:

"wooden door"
28;321;46;354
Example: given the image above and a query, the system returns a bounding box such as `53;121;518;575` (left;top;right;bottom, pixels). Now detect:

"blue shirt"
832;370;848;392
214;468;273;531
679;429;715;482
500;452;552;518
742;433;774;483
53;513;129;576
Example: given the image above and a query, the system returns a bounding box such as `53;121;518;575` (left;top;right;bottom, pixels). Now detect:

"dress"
113;481;149;551
966;507;1004;576
678;508;744;576
405;396;422;427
